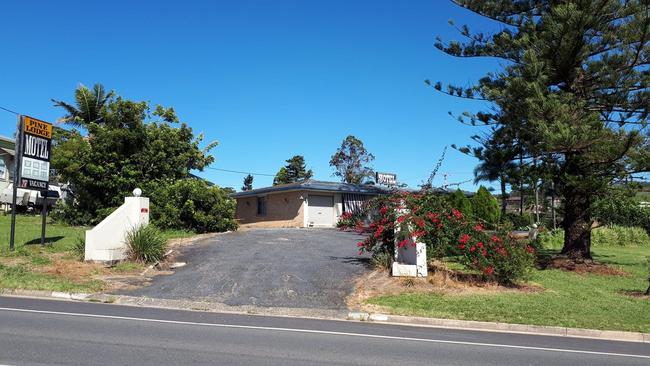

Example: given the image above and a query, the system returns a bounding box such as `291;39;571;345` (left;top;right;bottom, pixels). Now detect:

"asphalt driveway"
123;229;371;311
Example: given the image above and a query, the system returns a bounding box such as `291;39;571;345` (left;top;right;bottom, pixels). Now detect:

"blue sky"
0;0;504;192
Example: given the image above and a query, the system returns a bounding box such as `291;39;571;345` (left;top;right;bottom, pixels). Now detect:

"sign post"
9;116;53;250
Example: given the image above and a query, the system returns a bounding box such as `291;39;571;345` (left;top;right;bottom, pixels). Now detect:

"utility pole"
9;115;23;251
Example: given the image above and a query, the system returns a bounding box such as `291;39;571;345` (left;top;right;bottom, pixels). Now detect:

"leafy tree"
51;83;114;128
434;1;650;260
242;174;254;191
330;135;375;184
448;188;473;217
273;155;312;185
51;87;223;228
472;186;501;227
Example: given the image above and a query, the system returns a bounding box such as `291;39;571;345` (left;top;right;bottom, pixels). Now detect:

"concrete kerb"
350;312;649;343
2;288;648;344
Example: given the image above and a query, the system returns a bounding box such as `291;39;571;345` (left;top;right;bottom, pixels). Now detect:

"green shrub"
73;237;85;260
501;212;534;230
448;188;473;217
471;186;500;228
151;178;238;233
126;224;167;263
593;191;650;234
645;258;650;296
538;225;650;249
371;252;393;270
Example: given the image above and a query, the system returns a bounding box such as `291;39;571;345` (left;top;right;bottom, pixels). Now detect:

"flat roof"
233;180;393;198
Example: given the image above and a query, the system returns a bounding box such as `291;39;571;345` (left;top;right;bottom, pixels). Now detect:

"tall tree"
434;0;650;260
273;155;313;185
242;174;254;191
330;135;375;184
51;83;114;128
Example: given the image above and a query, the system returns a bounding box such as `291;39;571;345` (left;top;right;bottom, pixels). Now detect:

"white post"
84;188;149;263
391;206;427;277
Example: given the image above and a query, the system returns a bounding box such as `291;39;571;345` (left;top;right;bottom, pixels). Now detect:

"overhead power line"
206;166;275;177
0;106;20;115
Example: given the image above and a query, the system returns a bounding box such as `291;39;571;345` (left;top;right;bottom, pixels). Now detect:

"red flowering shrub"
337;211;364;231
355;192;535;284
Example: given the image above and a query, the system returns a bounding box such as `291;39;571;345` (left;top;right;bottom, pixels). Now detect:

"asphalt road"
123;229;371;311
1;296;649;366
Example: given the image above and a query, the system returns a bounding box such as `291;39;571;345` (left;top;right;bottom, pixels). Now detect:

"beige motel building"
234;180;390;228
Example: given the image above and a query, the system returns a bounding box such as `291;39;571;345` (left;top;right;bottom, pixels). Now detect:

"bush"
337;211;364;230
538;225;650;248
126;224;167;263
356;192;535;284
151;178;238;233
73;237;85;260
501;212;534;230
448;188;473;217
471;186;500;228
593;190;650;233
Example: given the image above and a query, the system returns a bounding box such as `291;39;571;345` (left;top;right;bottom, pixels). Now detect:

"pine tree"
471;186;501;227
242;174;253;191
434;0;650;260
273;156;313;185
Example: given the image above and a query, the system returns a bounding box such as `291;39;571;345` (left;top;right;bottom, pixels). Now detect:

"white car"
0;183;61;208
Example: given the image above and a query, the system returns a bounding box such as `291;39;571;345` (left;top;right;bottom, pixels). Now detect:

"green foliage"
471;186;500;227
241;174;254;191
126;225;167;263
438;1;650;259
539;226;650;249
51;85;227;229
329;135;375;184
447;189;472;217
273;155;313;185
371;252;393;270
593;190;650;234
501;212;534;230
72;237;85;260
152;178;238;233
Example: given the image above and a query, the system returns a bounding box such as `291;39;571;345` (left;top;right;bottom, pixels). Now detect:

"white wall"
85;196;149;262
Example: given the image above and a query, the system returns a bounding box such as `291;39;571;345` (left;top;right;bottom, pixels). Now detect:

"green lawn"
0;214;194;293
368;245;650;333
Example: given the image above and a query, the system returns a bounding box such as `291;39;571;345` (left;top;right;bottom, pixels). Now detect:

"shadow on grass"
24;236;65;245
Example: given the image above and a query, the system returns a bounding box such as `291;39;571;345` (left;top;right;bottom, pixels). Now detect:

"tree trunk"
500;176;507;216
551;185;557;230
518;153;524;216
561;190;592;260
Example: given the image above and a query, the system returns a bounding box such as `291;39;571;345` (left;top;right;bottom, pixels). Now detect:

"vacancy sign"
19;116;52;191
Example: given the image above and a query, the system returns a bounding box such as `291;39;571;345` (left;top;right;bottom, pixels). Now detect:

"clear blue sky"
0;0;503;192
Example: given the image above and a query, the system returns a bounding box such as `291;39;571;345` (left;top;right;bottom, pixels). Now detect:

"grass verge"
0;214;195;292
367;245;650;333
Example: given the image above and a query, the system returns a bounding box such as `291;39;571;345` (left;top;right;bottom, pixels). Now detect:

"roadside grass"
368;245;650;333
0;214;195;292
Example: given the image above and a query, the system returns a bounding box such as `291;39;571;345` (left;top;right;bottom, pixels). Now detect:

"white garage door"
308;195;334;227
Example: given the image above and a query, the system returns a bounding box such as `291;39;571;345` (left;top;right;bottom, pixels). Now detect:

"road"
1;297;648;365
123;229;370;311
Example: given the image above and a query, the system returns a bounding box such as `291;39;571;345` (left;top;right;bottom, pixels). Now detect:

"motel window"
257;196;267;216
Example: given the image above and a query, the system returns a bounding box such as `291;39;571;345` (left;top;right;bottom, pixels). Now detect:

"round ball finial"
133;188;142;197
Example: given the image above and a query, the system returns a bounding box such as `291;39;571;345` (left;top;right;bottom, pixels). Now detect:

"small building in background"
233;180;391;228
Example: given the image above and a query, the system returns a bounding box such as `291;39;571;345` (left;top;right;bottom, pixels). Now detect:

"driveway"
122;229;371;311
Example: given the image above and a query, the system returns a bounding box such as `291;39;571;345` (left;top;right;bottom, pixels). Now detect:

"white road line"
1;307;648;360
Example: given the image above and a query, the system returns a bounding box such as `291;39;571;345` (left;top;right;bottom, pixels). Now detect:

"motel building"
233;180;392;228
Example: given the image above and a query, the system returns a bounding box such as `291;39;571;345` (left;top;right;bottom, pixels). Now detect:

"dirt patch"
545;257;629;276
619;290;650;298
347;262;543;312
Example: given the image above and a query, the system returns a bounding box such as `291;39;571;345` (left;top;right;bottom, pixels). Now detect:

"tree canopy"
242;174;254;191
435;0;650;259
329;135;375;184
51;84;222;228
273;155;313;185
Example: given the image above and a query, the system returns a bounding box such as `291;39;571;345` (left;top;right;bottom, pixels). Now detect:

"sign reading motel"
19;116;53;191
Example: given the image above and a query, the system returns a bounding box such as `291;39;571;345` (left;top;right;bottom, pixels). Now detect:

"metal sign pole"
9;115;23;251
40;192;47;246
